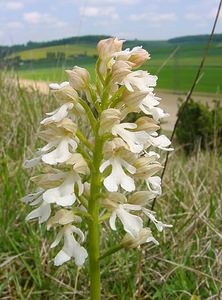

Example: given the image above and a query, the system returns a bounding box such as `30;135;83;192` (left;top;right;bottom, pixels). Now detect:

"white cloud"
80;6;119;19
5;1;24;10
23;12;68;27
7;21;23;29
129;12;176;23
23;12;43;24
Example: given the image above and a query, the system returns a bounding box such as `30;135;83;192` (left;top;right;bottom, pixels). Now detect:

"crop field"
8;44;97;60
0;72;222;299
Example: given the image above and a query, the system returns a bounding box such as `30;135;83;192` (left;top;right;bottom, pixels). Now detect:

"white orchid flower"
121;70;157;92
100;157;136;192
112;123;148;153
25;199;51;224
51;225;88;266
40;137;78;165
40;103;74;125
147;134;173;151
109;203;143;238
43;172;83;207
49;81;69;90
139;94;169;121
146;176;162;195
21;188;44;204
24;155;42;168
142;208;173;232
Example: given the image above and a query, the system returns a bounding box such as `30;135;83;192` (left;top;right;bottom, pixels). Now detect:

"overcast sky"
0;0;221;45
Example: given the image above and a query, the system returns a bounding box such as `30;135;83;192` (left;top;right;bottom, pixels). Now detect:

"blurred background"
0;0;222;299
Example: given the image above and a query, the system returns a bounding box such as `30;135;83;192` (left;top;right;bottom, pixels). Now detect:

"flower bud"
102;192;126;209
103;138;136;166
129;48;150;68
97;37;124;60
135;116;160;133
31;169;65;189
112;60;132;83
134;156;162;178
99;108;121;135
66;66;90;91
66;153;89;175
47;209;81;230
56;118;78;133
122;227;159;248
128;191;156;206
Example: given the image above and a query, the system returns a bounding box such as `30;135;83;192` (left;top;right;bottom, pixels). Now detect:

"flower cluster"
23;37;172;267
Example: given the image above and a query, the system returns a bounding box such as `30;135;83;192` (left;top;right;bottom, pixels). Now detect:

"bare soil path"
18;79;221;131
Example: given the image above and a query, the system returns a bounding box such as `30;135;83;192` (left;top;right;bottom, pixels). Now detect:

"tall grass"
0;72;221;299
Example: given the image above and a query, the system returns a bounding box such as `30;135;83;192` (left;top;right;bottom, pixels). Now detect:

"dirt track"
18;79;220;131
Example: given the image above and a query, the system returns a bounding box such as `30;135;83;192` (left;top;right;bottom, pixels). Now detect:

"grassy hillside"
0;72;222;299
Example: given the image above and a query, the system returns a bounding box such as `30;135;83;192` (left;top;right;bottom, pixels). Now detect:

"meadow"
0;72;222;299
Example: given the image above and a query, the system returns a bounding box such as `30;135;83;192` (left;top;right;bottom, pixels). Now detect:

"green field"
8;44;97;60
1;72;222;299
10;39;221;94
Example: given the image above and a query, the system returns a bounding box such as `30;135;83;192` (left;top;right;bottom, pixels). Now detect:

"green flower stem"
88;85;101;113
76;130;93;152
78;98;97;134
77;195;88;209
110;86;125;108
88;127;103;300
99;243;124;260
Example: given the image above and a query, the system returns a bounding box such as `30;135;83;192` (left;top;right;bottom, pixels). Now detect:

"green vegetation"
0;73;222;299
176;99;222;153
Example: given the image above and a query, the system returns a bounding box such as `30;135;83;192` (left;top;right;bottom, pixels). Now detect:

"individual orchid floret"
31;168;66;189
117;89;149;118
97;37;124;61
122;227;159;248
111;122;148;154
135;116;160;133
49;81;69;90
66;153;90;175
133;155;163;179
39;119;79;165
100;138;136;192
114;46;150;68
142;208;173;232
145;134;174;152
50;225;88;266
97;37;125;75
111;60;132;84
146;176;162;195
25;194;51;224
40;102;74;125
43;171;84;207
47;209;81;230
121;70;157;92
128;191;156;206
139;93;169;121
99;108;121;135
103;192;143;238
66;66;90;91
